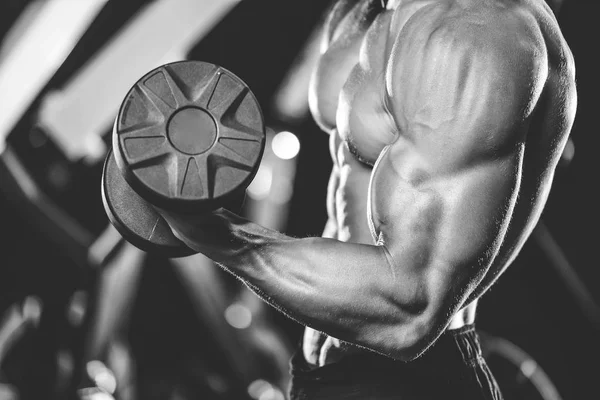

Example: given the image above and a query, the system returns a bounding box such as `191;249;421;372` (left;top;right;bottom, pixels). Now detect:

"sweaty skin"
161;0;576;365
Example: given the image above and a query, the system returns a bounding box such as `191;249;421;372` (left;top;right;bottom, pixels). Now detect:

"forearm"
170;210;427;357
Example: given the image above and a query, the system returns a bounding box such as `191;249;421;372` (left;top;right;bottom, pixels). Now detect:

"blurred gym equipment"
37;0;242;163
480;332;564;400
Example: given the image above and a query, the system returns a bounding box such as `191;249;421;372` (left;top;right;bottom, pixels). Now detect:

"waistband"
290;324;483;383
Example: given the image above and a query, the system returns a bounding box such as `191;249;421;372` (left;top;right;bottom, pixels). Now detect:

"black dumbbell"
101;61;266;257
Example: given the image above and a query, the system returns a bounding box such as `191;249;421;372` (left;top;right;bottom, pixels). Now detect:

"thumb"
155;207;234;252
154;207;204;249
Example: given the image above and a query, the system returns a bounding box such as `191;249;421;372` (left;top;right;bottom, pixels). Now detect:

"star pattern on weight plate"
116;64;264;200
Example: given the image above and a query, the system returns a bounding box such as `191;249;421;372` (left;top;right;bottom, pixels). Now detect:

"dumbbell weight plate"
102;61;265;256
113;61;266;212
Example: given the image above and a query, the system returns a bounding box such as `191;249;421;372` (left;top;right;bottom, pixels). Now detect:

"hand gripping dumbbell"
101;61;266;257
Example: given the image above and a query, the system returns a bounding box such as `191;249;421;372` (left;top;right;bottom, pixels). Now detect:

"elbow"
375;314;440;362
392;321;437;362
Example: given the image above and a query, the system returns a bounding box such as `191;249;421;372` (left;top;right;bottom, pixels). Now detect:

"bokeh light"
272;131;300;160
247;164;273;200
224;303;252;329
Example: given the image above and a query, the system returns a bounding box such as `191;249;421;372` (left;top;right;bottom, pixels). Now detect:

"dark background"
0;0;597;399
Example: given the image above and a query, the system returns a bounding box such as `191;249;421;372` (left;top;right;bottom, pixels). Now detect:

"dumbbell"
101;61;266;257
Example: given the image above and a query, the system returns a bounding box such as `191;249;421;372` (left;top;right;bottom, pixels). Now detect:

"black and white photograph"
0;0;596;399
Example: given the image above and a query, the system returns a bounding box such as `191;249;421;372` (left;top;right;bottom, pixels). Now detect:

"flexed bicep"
368;142;522;313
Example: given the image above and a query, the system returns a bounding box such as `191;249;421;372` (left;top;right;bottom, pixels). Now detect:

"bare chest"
310;0;434;165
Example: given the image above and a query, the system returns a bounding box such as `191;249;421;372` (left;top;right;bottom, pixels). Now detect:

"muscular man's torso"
303;0;574;366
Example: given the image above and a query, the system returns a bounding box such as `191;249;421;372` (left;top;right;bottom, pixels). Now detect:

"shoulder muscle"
386;2;548;170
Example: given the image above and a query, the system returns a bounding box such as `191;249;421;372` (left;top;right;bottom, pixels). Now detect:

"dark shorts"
289;325;503;400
